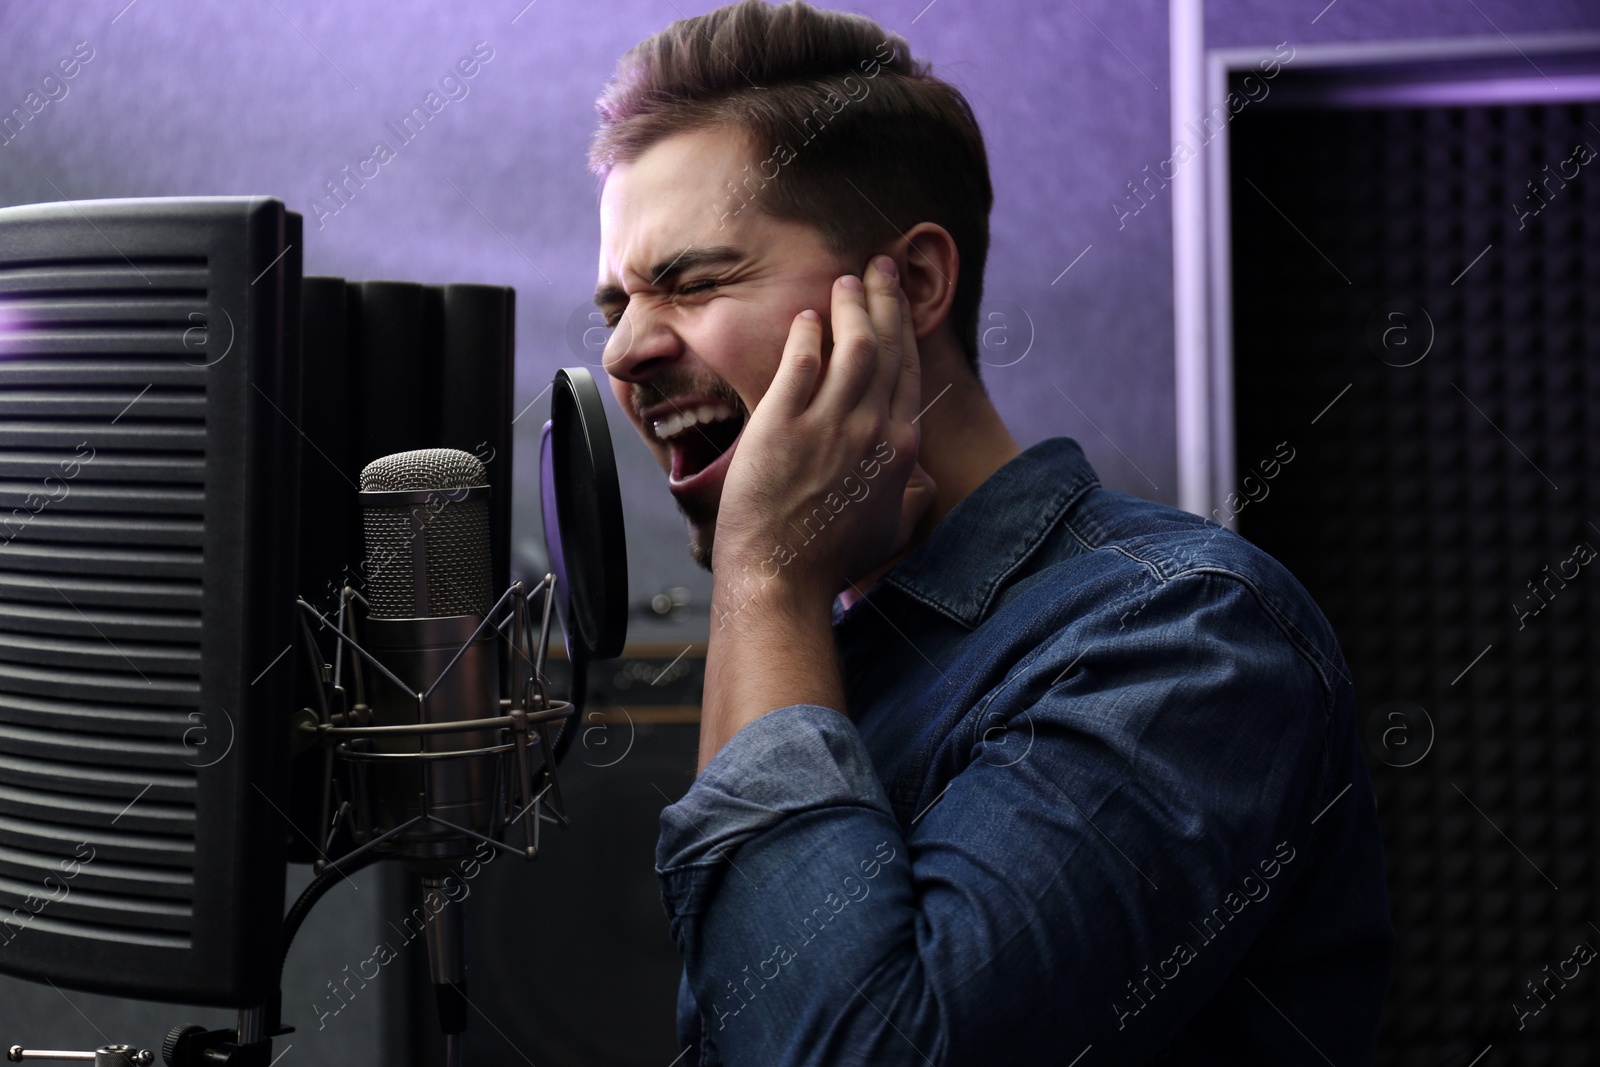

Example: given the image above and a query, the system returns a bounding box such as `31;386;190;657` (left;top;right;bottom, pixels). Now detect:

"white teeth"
652;402;736;442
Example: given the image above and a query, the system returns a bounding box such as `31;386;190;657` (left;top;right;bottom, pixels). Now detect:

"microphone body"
364;615;498;864
359;448;501;872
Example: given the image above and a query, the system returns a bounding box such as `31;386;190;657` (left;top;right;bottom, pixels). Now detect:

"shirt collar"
871;436;1100;630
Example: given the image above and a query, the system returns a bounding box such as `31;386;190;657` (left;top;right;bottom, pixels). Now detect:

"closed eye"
602;279;721;328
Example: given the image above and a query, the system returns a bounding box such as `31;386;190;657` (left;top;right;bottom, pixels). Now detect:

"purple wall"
3;0;1597;613
6;0;1590;614
2;0;1188;618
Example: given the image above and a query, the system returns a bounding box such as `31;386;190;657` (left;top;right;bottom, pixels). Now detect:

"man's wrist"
700;559;845;771
710;551;836;633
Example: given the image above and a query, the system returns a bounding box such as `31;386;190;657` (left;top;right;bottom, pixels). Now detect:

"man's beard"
681;499;716;572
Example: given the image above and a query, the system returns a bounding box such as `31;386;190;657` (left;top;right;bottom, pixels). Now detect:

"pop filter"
540;367;628;663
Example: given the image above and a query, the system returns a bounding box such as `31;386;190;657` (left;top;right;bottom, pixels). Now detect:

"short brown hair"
588;0;994;374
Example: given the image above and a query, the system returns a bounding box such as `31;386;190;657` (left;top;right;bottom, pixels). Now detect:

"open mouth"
653;400;747;485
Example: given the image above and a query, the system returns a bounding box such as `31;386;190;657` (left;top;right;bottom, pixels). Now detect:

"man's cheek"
608;382;644;442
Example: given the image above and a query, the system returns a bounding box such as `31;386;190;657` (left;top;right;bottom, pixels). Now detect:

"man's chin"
689;532;713;573
679;505;716;573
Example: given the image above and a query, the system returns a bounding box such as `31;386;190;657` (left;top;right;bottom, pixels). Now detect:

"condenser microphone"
359;447;501;1061
359;447;500;857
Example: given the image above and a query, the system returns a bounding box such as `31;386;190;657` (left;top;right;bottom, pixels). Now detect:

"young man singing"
587;2;1393;1063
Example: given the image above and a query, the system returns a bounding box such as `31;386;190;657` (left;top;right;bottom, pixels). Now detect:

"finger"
887;281;922;428
862;254;905;407
813;273;879;412
759;309;825;419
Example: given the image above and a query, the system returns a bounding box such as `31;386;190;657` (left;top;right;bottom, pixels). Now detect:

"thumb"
892;463;938;557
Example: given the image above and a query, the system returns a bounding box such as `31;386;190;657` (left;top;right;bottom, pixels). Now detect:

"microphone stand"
283;573;577;1067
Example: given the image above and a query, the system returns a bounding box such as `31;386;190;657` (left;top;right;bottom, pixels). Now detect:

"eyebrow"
593;245;746;310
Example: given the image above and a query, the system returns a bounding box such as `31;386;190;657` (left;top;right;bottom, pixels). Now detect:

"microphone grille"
361;448;486;492
360;448;492;619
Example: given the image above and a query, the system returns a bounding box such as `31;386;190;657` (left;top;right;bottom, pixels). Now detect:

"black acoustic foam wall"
1230;100;1599;1065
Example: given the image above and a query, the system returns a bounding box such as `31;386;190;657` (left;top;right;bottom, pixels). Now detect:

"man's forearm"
699;578;845;773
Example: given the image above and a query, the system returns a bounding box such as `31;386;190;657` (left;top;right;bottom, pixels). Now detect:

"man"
588;2;1393;1063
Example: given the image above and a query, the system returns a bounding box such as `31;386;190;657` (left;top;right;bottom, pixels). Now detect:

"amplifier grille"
0;257;206;948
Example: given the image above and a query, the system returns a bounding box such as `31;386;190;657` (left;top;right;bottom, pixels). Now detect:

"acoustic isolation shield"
0;197;303;1005
0;197;518;1011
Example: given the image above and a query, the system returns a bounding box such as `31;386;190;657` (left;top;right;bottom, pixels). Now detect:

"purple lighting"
0;303;27;348
1311;73;1600;107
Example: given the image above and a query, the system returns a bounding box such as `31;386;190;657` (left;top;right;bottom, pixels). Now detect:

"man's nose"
601;303;682;384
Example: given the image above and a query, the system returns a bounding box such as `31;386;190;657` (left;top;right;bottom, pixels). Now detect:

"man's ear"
886;223;959;343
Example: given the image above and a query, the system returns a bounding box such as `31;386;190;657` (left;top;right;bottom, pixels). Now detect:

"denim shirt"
658;437;1394;1066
